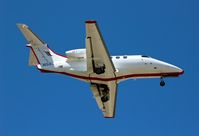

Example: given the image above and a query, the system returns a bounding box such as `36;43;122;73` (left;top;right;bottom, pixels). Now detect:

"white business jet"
17;20;184;118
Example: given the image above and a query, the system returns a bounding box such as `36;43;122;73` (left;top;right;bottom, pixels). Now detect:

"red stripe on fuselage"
27;44;67;65
37;68;184;82
47;45;68;58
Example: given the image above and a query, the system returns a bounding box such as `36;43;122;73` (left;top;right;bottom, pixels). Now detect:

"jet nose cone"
170;65;184;75
178;69;184;75
153;59;184;76
176;67;183;72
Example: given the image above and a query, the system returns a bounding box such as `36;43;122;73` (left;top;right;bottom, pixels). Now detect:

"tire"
160;81;165;87
95;67;105;74
101;95;109;102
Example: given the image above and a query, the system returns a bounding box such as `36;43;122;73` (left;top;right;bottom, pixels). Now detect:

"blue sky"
1;0;199;135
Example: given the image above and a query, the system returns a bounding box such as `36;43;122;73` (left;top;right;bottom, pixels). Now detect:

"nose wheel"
160;77;165;87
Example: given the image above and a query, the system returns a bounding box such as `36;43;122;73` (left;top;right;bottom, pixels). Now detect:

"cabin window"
116;56;120;59
123;55;127;59
58;65;63;68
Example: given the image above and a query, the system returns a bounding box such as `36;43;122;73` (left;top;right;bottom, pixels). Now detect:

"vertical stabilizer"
17;24;66;67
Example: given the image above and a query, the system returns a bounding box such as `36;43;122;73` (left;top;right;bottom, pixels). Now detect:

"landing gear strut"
160;77;165;87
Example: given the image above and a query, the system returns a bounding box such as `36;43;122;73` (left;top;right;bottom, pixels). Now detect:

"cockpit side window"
141;55;150;58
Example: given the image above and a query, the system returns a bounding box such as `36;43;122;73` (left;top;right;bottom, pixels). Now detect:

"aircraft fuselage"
37;55;183;84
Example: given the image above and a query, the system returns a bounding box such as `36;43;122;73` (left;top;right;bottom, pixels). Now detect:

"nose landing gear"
160;77;165;87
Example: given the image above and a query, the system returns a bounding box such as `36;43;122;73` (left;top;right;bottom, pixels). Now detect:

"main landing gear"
99;84;110;102
91;83;110;103
94;65;106;75
160;77;165;87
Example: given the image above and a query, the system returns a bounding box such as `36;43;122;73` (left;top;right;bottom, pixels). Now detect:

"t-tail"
16;24;66;67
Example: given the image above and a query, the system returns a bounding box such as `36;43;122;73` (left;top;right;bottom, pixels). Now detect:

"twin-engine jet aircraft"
17;21;184;118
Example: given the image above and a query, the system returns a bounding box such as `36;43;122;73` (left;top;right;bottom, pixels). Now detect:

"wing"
90;81;117;118
86;20;116;78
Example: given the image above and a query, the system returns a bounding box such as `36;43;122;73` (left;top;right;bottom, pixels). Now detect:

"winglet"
16;23;28;30
85;20;97;24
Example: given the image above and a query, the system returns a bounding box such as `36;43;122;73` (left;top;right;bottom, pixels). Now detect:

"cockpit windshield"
141;55;151;58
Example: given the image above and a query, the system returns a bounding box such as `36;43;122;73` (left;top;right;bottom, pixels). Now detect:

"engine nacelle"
65;49;86;59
